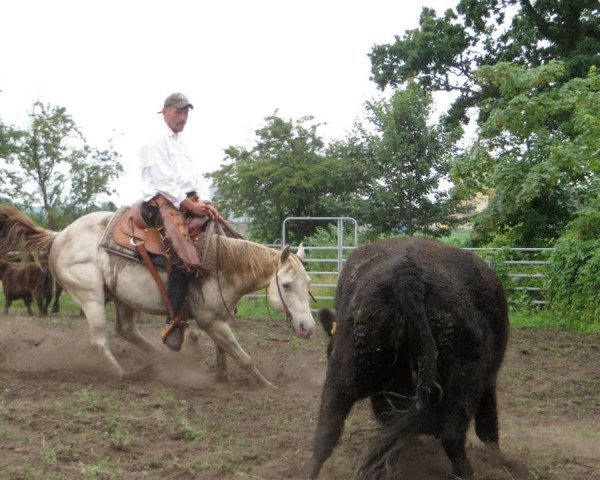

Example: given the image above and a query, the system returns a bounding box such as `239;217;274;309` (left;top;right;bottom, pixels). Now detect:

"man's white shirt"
139;120;210;208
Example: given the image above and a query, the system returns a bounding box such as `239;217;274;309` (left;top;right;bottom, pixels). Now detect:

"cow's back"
336;236;508;367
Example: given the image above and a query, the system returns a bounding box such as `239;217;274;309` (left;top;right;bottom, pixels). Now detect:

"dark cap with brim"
158;92;194;113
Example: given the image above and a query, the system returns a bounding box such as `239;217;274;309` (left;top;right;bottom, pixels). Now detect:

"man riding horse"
139;92;223;352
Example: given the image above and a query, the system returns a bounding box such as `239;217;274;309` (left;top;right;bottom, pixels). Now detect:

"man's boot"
162;315;189;352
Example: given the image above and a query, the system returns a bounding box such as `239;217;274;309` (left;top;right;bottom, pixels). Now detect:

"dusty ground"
0;310;598;480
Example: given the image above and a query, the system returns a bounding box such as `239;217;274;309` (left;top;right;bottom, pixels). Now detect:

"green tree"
209;114;359;242
1;102;123;229
451;62;600;246
346;83;462;237
369;0;600;126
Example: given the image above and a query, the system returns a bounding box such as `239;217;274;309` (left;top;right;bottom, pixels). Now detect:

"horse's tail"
0;204;56;260
358;401;429;479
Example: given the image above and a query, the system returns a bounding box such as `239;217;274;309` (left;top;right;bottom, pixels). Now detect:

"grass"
4;290;600;336
3;287;598;333
510;307;600;333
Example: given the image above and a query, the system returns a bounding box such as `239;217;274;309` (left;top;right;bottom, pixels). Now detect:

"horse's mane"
213;235;279;278
0;204;56;259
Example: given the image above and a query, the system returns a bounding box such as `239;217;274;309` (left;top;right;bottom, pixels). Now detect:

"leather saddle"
111;199;211;267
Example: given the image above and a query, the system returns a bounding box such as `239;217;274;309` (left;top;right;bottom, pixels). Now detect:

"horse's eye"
282;282;292;291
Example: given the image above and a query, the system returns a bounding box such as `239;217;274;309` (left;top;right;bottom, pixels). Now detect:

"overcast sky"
0;0;457;204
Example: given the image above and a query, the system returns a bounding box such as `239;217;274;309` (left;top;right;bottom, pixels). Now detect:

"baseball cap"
159;92;194;112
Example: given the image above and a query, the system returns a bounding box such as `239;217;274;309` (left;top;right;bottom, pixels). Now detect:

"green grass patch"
509;308;600;333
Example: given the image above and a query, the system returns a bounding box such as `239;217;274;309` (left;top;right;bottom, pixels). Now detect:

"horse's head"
268;244;315;339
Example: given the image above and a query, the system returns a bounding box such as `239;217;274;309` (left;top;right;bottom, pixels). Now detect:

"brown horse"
0;205;315;386
0;259;53;316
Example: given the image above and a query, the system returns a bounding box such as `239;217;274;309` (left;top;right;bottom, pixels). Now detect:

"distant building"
455;190;494;228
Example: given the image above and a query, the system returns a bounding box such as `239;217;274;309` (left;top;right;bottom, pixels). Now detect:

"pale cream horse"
0;205;315;387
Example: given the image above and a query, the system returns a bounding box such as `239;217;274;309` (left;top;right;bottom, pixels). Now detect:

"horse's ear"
280;245;291;263
296;243;305;260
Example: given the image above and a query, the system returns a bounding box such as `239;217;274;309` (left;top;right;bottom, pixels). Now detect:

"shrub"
548;200;600;331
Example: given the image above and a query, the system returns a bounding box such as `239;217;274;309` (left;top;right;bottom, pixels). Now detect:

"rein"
214;223;238;323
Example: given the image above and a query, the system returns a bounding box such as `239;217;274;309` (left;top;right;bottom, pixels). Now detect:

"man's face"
163;106;189;133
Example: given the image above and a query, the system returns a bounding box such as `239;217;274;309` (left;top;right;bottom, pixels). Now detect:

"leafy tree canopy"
0;101;123;229
208;113;360;243
369;0;600;126
343;82;463;237
451;62;600;246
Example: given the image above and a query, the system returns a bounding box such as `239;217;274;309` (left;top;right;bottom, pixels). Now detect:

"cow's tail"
359;282;438;479
0;205;56;260
358;396;430;479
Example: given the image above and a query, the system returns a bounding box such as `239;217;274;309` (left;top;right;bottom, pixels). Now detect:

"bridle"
274;258;317;325
213;229;315;326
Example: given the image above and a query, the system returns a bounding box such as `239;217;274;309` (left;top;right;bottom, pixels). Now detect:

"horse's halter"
273;257;317;325
275;266;294;325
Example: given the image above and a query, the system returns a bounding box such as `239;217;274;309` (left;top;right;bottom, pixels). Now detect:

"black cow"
305;237;509;479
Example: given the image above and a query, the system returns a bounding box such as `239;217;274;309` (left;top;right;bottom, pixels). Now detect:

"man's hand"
181;197;224;220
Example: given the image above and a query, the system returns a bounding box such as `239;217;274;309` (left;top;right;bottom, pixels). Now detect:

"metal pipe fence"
247;245;556;309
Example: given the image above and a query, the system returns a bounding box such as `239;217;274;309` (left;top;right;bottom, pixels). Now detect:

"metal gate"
282;217;358;310
247;217;358;310
246;219;553;308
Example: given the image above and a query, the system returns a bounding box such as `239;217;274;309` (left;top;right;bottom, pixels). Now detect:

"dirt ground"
0;310;598;480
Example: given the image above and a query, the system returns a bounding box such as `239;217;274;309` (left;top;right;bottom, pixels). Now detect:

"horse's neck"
212;236;279;293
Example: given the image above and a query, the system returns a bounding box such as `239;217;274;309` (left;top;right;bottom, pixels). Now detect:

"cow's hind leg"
440;401;474;479
305;380;355;479
51;282;62;313
34;288;48;316
215;345;228;382
24;294;33;316
475;384;500;447
114;300;159;353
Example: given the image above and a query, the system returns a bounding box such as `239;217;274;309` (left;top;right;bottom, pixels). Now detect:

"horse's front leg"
206;320;275;388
